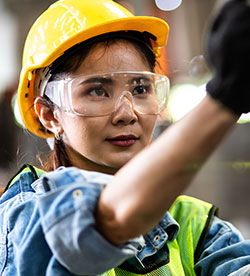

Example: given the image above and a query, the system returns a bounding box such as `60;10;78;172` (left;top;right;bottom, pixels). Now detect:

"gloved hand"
205;0;250;114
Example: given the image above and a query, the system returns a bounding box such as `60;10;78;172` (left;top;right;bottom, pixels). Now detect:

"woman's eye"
133;85;150;95
88;86;108;97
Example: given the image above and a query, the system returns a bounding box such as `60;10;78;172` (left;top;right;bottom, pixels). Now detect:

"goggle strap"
37;67;52;96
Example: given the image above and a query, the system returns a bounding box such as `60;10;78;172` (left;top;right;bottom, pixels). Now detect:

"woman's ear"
34;97;63;135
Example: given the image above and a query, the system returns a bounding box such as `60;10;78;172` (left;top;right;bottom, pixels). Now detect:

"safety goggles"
45;71;169;116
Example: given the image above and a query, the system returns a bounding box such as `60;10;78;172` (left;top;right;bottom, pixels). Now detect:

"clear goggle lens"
45;71;169;116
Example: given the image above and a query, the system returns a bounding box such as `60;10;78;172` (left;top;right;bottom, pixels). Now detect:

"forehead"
73;40;151;76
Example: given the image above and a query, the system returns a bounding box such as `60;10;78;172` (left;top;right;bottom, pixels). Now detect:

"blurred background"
1;0;250;237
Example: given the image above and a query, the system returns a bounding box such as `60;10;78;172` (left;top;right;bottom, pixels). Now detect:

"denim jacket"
1;166;250;276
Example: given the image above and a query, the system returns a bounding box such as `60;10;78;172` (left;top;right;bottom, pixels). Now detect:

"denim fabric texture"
228;264;250;276
0;166;250;275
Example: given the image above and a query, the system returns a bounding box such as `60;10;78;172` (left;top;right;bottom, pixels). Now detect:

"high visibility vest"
6;165;217;276
99;195;217;276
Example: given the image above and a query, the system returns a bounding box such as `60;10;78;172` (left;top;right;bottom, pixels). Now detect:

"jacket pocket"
0;234;7;273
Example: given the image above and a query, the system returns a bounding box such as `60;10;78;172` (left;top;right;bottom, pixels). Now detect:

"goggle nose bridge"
114;90;136;111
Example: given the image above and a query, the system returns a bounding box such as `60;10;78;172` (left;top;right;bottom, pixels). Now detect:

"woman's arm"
97;95;239;245
97;0;250;245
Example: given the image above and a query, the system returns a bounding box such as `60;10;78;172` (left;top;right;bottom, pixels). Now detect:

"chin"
105;154;135;169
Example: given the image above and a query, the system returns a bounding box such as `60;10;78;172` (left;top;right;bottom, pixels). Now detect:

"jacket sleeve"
228;264;250;276
37;167;144;275
194;216;250;276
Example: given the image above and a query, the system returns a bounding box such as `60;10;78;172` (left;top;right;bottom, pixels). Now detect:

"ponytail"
39;138;72;171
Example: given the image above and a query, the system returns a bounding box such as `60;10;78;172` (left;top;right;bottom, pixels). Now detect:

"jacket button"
72;189;83;198
137;244;143;251
153;235;160;242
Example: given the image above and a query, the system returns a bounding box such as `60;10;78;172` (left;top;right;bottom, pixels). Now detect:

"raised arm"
97;95;238;244
97;0;250;245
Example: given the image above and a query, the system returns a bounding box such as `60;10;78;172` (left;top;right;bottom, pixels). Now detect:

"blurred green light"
12;93;25;128
238;113;250;124
167;83;250;124
168;84;206;122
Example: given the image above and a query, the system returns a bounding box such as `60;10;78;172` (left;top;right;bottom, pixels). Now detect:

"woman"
1;0;250;275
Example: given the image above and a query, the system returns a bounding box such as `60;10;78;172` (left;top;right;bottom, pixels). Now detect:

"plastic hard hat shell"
18;0;169;138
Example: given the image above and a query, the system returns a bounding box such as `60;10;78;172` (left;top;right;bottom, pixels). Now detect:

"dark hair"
40;32;157;171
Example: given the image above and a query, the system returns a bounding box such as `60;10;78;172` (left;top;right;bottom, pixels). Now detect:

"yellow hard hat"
17;0;169;138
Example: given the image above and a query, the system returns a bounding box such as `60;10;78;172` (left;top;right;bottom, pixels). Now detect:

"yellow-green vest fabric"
100;195;217;276
6;166;217;276
6;164;45;191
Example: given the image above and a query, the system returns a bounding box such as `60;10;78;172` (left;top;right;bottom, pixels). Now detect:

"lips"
106;135;138;147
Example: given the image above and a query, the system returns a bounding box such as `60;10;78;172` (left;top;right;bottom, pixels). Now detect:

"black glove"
205;0;250;114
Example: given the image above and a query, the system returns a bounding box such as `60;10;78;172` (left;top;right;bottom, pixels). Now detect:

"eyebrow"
130;76;152;83
79;77;113;85
77;75;152;87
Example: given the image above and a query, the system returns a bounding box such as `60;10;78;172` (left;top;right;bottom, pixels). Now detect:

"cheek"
141;115;158;141
61;115;106;145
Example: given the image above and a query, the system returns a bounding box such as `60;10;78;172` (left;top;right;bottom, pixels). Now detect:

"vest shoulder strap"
4;164;45;192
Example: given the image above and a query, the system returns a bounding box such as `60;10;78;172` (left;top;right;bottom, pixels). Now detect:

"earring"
55;130;61;141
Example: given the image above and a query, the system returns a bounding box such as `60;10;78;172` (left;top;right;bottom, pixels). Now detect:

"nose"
111;91;138;125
